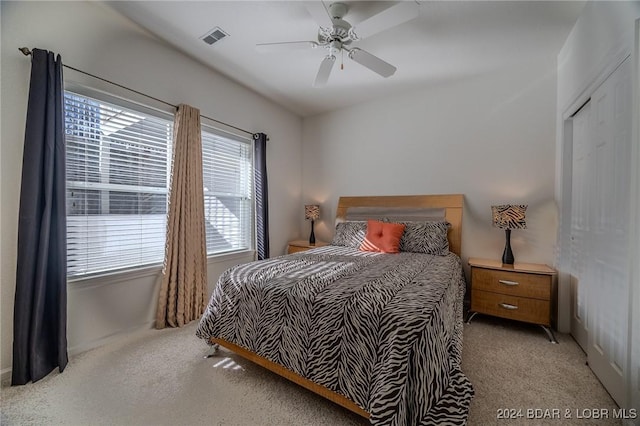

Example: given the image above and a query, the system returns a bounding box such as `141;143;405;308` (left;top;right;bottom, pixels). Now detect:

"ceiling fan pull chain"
341;49;344;70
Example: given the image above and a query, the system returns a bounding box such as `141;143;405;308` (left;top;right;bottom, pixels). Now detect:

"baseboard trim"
0;320;155;388
67;320;156;357
1;367;12;387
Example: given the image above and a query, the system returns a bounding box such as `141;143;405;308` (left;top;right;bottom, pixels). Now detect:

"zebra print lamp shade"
305;205;320;245
491;205;527;264
491;205;527;230
305;205;320;221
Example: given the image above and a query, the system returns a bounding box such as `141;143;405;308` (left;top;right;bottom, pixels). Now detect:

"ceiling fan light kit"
256;1;419;87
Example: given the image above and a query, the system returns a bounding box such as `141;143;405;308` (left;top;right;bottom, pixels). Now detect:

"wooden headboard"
335;194;464;257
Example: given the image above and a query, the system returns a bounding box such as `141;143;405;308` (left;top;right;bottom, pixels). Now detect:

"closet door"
569;101;591;352
586;56;632;407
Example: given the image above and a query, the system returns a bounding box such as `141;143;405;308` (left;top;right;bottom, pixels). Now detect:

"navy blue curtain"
12;49;68;385
253;133;269;260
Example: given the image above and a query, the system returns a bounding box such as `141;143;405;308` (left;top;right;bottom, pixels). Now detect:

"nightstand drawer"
472;267;551;300
471;290;550;325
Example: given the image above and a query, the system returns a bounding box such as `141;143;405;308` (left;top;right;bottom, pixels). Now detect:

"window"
65;91;253;278
201;129;253;255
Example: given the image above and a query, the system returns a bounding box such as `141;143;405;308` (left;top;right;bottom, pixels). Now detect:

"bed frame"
210;194;464;419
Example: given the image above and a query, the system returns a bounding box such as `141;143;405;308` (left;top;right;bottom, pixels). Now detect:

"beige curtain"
156;104;207;329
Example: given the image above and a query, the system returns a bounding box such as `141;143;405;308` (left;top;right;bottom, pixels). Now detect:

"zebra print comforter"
196;245;473;425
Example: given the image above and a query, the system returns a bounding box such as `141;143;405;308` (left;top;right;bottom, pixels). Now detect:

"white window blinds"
201;129;253;255
65;91;254;278
65;92;172;277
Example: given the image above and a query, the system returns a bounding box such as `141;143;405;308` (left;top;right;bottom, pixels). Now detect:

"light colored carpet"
1;316;619;425
463;316;619;425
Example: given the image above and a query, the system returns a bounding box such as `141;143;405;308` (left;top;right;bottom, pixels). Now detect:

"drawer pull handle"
499;303;518;310
498;279;519;286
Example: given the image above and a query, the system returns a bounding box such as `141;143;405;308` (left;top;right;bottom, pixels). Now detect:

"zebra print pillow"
398;221;450;255
331;221;367;247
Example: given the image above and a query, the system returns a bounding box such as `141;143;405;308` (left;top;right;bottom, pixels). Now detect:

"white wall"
302;57;560;277
1;1;302;380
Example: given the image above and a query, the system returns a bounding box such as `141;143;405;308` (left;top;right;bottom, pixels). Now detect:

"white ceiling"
107;1;585;117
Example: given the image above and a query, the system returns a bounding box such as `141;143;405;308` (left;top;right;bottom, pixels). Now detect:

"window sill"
68;249;255;289
206;249;255;265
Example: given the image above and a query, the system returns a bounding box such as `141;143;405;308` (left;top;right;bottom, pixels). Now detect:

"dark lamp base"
502;229;514;265
309;220;316;245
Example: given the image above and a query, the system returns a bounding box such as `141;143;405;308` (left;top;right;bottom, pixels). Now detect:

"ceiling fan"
256;1;420;87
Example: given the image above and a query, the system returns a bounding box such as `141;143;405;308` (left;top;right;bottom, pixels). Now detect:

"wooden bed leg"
203;343;219;359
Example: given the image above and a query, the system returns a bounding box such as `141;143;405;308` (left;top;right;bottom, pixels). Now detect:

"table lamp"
491;204;527;265
305;205;320;245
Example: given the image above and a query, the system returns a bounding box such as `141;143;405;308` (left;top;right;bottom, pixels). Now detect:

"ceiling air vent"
201;27;229;46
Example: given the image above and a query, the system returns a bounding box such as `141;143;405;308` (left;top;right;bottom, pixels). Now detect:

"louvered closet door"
585;57;632;407
570;101;591;352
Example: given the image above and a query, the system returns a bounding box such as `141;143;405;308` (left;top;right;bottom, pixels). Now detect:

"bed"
196;194;473;425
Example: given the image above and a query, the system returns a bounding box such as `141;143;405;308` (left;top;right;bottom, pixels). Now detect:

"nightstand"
287;240;328;254
467;257;558;343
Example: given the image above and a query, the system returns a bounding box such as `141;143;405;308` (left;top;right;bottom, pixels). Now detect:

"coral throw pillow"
360;220;406;253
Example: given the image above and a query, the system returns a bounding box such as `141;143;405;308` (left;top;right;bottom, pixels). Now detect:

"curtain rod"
19;47;255;137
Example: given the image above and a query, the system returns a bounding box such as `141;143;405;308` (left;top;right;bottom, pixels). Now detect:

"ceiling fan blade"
314;55;336;87
305;1;333;28
352;2;419;40
256;41;319;53
348;48;396;78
